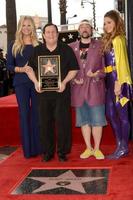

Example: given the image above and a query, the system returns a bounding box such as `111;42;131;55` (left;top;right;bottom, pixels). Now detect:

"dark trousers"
38;94;72;155
15;82;42;158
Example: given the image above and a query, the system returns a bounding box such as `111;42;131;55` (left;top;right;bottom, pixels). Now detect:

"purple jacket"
70;39;105;107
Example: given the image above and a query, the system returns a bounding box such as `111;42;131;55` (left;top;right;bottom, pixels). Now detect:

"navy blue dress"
7;43;42;158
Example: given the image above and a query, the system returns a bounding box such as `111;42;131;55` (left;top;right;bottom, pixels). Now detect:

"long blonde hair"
12;16;39;57
102;10;125;52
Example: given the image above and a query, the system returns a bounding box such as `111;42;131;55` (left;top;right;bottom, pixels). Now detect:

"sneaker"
80;148;93;159
93;149;105;160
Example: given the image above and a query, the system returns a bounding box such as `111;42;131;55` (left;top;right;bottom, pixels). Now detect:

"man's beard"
81;32;91;39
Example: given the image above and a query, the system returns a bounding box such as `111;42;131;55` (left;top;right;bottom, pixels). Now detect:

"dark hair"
42;23;58;33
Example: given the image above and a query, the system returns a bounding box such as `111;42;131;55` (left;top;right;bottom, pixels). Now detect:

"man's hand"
24;64;42;93
73;78;84;85
87;69;100;77
34;81;42;93
57;82;66;93
25;66;35;80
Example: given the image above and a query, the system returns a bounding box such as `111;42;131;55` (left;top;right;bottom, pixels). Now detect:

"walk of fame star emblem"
11;169;109;195
42;59;56;75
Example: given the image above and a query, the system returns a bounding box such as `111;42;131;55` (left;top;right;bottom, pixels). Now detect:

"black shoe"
58;153;67;162
42;153;54;162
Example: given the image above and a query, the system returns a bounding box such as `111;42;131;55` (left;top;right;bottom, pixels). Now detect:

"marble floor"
11;168;109;195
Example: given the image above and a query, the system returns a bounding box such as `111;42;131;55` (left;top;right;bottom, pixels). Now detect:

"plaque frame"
38;55;61;91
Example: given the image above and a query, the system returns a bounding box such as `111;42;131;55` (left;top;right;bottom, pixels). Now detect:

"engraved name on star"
28;170;104;194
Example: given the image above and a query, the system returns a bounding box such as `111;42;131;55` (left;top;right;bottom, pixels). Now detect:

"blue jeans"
76;102;107;127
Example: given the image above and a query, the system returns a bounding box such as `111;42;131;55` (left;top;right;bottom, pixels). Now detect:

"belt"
104;65;116;73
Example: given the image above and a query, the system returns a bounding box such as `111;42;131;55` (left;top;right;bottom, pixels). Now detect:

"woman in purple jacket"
70;20;107;160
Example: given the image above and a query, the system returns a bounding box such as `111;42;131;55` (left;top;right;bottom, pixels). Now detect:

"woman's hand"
114;81;121;96
24;64;33;74
15;64;33;73
87;69;100;77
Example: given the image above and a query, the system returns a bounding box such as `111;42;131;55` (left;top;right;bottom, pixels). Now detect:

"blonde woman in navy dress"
7;16;41;158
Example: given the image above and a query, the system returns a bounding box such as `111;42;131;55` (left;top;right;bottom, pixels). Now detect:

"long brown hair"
102;10;125;52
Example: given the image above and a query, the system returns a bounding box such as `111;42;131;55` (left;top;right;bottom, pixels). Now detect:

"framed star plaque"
38;55;61;91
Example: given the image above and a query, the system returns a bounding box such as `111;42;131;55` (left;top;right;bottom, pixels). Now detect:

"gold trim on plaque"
38;55;61;91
